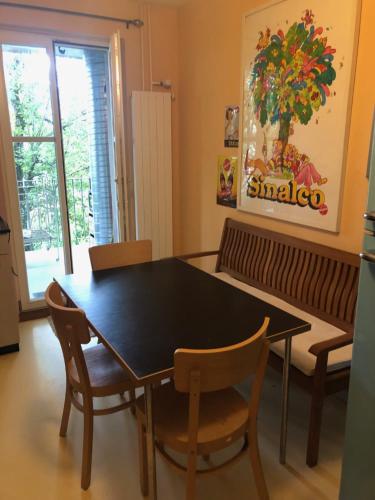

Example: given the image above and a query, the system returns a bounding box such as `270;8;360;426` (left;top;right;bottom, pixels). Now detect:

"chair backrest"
45;282;91;391
174;317;270;393
89;240;152;271
215;218;359;332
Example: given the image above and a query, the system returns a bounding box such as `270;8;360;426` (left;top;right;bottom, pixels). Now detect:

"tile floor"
0;319;345;499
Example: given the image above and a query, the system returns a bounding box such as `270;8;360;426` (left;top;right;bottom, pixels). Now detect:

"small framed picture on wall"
217;156;238;208
224;105;240;147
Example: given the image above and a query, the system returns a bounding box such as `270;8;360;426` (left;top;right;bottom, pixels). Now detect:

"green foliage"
4;50;90;249
250;15;337;131
8;57;53;138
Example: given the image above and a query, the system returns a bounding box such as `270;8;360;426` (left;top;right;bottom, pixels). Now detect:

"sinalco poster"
239;0;359;231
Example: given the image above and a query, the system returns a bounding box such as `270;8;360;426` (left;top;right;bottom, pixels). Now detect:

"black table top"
56;258;310;382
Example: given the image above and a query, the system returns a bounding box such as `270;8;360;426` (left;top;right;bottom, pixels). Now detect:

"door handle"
364;212;375;221
360;252;375;263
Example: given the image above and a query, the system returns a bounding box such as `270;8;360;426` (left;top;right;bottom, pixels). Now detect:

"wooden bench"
181;217;360;466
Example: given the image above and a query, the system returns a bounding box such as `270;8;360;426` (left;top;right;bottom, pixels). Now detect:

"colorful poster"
217;156;238;208
239;1;360;231
224;105;240;147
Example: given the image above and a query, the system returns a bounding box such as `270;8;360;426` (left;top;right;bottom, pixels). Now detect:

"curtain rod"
0;2;144;29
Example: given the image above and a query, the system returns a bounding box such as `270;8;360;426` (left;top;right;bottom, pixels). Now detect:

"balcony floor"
25;243;91;301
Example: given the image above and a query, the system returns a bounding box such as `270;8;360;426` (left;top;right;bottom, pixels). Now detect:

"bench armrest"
308;332;353;357
177;250;219;261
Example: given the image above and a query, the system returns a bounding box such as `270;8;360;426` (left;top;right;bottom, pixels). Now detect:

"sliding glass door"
0;32;127;309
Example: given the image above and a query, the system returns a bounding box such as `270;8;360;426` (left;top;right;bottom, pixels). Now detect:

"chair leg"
137;419;149;496
59;385;72;437
306;354;328;467
186;450;197;500
306;388;325;467
130;388;136;416
81;396;94;490
248;424;269;500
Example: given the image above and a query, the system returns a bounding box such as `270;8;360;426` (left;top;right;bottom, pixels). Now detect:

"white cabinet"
0;220;19;354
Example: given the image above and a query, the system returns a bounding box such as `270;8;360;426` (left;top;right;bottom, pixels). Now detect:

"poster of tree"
239;0;360;231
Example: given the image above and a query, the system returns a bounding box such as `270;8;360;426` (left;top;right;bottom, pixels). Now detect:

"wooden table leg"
280;337;292;464
145;383;157;499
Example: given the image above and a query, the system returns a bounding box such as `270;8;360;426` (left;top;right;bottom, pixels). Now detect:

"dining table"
56;257;311;499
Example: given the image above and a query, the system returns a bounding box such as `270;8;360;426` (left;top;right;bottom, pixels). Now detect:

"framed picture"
238;0;361;232
217;156;238;208
224;105;240;147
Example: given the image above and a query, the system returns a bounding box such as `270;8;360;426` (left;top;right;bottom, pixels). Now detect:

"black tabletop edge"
267;323;311;342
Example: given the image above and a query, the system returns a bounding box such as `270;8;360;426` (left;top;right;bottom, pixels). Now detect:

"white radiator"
131;91;173;260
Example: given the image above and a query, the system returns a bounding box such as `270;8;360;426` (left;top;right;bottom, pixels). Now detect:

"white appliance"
340;116;375;498
0;217;19;354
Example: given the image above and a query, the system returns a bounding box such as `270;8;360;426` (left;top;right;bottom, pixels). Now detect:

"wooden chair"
88;240;152;271
136;318;270;500
45;282;138;490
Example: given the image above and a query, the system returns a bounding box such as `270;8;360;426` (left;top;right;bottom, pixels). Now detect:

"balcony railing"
17;175;90;251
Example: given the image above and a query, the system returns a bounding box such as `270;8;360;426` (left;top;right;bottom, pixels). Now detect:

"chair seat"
213;272;352;377
68;344;134;397
136;382;249;454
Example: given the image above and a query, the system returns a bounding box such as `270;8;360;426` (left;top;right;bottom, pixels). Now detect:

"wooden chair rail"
215;218;360;333
216;219;359;266
69;388;135;416
309;332;354;356
155;438;248;475
177;250;219;261
89;240;152;271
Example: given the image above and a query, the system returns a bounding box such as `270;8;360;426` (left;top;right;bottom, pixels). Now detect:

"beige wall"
178;0;374;255
1;0;373;259
146;4;182;252
0;0;181;249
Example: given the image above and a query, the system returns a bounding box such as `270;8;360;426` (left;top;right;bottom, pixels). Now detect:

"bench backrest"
215;218;360;333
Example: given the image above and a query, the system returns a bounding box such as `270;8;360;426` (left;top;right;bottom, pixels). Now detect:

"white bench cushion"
213;272;352;377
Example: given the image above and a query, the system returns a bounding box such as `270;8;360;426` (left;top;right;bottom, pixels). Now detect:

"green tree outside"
4;47;90;249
